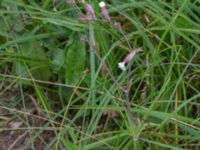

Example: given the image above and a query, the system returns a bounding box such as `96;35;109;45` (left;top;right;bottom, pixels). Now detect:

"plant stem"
89;23;96;106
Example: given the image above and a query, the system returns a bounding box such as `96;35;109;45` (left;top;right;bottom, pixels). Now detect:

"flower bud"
118;48;142;71
99;1;111;22
83;1;96;20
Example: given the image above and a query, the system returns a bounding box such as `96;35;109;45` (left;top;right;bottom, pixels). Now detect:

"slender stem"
119;27;133;51
175;89;179;144
89;23;96;105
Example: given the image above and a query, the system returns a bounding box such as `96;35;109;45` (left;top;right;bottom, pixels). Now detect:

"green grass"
0;0;200;149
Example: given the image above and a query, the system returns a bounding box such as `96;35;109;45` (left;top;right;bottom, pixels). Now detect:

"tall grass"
0;0;200;149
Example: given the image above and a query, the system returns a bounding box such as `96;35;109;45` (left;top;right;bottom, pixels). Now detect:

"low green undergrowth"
0;0;200;149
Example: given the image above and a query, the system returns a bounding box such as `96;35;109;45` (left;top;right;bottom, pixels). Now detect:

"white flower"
118;62;126;71
99;1;105;8
118;48;142;71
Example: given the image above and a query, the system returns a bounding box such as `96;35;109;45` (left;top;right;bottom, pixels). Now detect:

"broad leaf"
65;36;86;85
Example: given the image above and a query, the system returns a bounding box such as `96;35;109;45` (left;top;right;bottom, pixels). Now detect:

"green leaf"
65;36;86;85
61;138;80;150
20;40;51;81
52;48;65;71
15;62;27;77
32;66;51;81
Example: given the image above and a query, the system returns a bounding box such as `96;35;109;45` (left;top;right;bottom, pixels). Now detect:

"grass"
0;0;200;149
